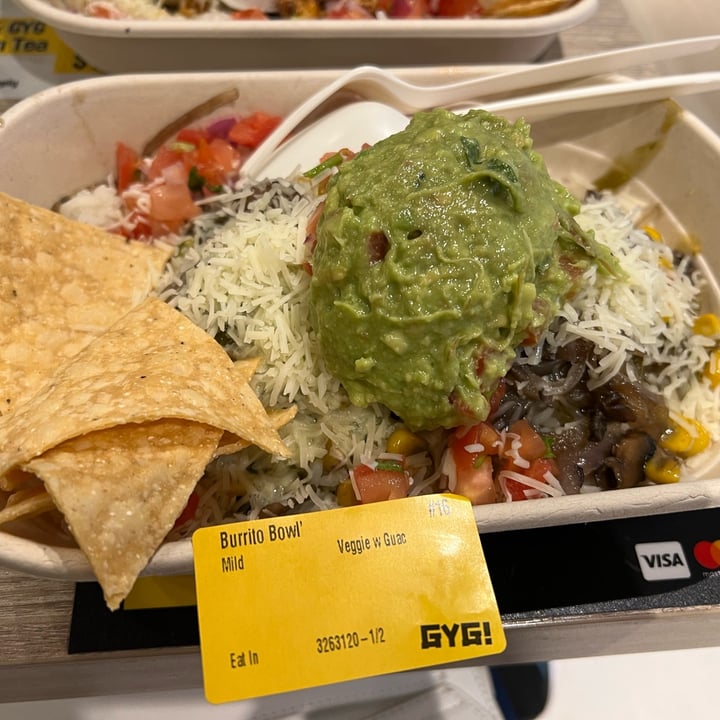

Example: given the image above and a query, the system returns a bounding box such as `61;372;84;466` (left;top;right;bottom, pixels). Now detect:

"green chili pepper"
303;152;344;179
188;166;205;192
169;141;196;153
375;459;404;473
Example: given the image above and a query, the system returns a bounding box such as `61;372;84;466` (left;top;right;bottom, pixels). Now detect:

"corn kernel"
336;480;358;507
703;349;720;388
642;227;673;268
322;451;338;473
386;427;426;456
643;225;662;242
645;455;681;484
660;417;711;458
693;313;720;338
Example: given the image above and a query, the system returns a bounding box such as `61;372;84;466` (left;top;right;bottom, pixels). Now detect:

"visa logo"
635;541;691;581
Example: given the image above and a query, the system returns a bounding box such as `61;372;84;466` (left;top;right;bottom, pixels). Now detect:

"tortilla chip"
0;192;171;416
0;467;38;492
486;0;573;17
233;357;261;383
215;406;298;458
0;196;291;608
25;419;221;610
0;487;55;525
0;297;288;478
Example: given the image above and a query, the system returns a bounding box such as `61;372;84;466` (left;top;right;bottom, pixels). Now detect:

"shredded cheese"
157;180;401;519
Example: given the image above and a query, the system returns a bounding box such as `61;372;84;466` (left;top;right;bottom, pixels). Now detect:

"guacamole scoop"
310;108;607;431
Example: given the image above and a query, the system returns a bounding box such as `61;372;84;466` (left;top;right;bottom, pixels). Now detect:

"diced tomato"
114;194;153;240
115;142;141;193
500;457;559;500
148;145;189;181
146;135;240;192
351;462;410;503
502;474;534;502
208;137;240;173
449;424;498;505
148;183;200;224
525;457;560;484
117;127;242;241
387;0;429;17
501;458;559;501
228;111;282;149
453;422;502;456
175;128;208;146
86;2;122;18
447;417;554;504
115;204;152;240
193;137;240;188
507;419;547;463
433;0;483;16
454;454;495;505
193;139;220;187
173;490;200;529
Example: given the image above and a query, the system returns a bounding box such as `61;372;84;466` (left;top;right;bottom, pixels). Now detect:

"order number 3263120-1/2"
317;627;386;653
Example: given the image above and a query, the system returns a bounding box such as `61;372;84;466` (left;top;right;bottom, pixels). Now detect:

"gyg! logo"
420;621;493;649
634;541;691;581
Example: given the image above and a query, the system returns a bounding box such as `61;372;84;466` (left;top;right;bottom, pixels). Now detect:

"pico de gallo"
112;110;280;240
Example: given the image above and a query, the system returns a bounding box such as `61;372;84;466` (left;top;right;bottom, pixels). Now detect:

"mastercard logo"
693;540;720;570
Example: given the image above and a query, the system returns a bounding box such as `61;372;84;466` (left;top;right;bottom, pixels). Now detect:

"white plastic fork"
254;71;720;180
240;34;720;178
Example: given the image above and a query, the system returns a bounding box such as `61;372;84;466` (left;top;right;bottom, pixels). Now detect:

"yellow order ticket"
193;494;506;704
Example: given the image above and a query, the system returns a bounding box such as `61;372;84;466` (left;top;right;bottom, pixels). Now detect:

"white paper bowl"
12;0;597;73
1;67;720;582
